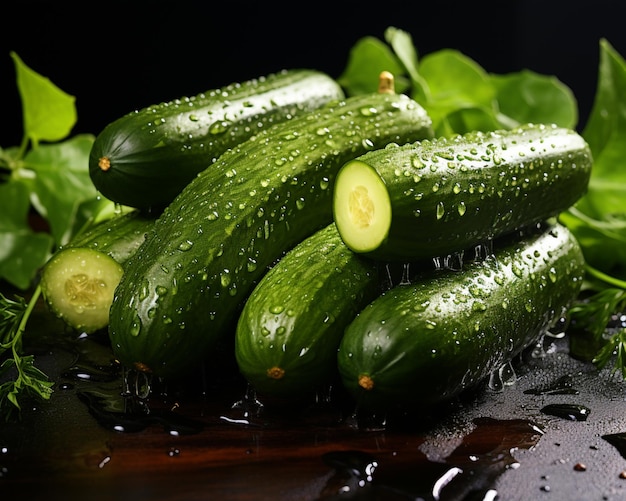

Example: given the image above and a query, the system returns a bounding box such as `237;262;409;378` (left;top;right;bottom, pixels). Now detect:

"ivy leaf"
11;51;77;146
0;182;53;289
23;134;96;246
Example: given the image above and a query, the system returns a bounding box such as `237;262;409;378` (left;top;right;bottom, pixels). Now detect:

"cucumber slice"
332;159;392;253
40;248;124;333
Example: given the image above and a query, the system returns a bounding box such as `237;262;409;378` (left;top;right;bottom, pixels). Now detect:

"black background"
1;1;625;148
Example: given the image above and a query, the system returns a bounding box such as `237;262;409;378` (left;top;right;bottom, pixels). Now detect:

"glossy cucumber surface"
333;123;592;261
337;222;585;411
235;223;383;399
108;92;434;379
89;69;345;210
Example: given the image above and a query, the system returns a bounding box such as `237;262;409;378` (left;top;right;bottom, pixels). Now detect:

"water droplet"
130;312;142;336
178;240;194;251
436;202;445;220
360;106;378;116
541;403;590;421
220;270;231;288
548;267;557;282
209;120;231;134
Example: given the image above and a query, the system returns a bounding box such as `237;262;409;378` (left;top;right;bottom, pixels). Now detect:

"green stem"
585;264;626;289
10;285;41;367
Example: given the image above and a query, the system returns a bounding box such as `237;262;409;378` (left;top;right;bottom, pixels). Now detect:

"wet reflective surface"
1;299;626;500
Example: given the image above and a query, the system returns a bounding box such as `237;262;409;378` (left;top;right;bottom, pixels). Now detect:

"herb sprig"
0;287;53;420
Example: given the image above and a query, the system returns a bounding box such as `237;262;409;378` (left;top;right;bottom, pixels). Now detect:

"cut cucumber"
41;248;124;334
333;123;592;261
40;211;156;333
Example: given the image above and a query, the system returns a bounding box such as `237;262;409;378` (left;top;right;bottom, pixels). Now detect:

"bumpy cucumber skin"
334;123;592;261
337;222;585;411
68;211;156;266
89;69;345;210
109;93;434;379
235;223;382;398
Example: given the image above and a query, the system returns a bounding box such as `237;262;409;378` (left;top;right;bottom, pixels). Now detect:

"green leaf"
10;51;77;146
22;134;96;246
491;70;578;129
560;209;626;278
0;182;53;289
416;49;497;135
578;39;626;218
337;36;409;96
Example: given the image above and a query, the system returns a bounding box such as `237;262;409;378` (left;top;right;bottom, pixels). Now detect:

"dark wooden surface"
1;296;625;501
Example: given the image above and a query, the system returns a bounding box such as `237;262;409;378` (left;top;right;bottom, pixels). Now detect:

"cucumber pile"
42;69;593;413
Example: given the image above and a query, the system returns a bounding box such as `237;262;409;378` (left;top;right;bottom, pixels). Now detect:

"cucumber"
89;69;345;210
336;222;585;411
235;223;383;399
109;91;434;379
40;211;155;333
67;210;156;265
333;123;592;261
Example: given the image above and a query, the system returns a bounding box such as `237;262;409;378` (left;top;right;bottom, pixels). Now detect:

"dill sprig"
0;286;53;421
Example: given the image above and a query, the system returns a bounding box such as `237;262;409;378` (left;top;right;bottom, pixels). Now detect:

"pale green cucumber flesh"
332;160;392;253
40;248;124;334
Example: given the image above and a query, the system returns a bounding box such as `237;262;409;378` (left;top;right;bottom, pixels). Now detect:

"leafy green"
558;39;626;373
12;52;77;146
0;51;112;291
569;39;626;264
338;26;577;137
0;288;54;421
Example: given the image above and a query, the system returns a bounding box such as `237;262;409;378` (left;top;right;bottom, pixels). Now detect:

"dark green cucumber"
109;92;434;379
40;211;155;333
67;210;156;264
235;223;383;399
337;222;585;411
333;123;592;261
89;69;344;210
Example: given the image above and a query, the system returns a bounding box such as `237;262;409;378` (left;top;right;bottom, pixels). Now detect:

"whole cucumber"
235;223;383;399
337;222;585;411
89;69;344;210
